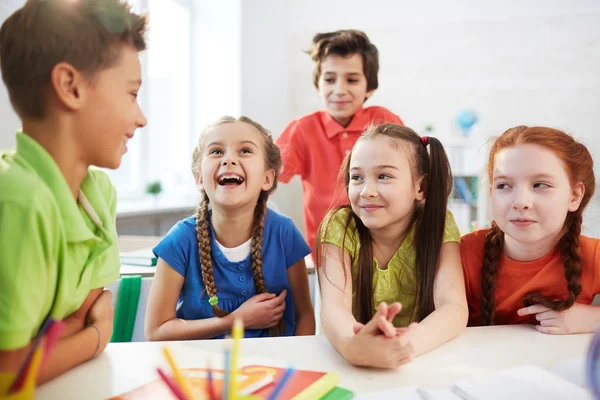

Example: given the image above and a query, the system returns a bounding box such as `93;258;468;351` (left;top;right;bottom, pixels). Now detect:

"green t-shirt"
320;207;460;326
0;132;120;350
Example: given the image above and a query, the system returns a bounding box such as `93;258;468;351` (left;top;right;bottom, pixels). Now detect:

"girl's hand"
232;290;287;330
352;302;401;337
344;302;418;368
517;303;597;334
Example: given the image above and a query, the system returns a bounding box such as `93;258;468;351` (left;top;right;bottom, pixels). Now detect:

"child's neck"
211;204;256;248
22;120;89;200
334;115;353;128
368;216;412;269
503;230;562;262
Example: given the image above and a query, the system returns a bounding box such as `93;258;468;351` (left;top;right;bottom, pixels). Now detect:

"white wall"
1;1;599;236
0;2;22;150
240;1;306;231
0;80;19;150
240;0;600;237
192;0;242;139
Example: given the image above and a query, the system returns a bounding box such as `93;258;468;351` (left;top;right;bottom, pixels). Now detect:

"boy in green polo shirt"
0;0;147;386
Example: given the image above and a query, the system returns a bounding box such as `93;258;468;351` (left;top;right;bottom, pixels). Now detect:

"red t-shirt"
461;229;600;326
276;106;403;255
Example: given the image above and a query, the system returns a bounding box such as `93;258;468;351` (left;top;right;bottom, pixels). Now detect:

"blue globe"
457;110;479;136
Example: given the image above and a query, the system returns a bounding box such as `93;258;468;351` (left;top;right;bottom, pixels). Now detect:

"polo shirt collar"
14;132;105;243
321;106;369;139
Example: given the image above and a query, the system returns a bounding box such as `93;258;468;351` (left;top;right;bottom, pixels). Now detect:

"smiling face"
491;143;584;247
197;121;275;211
78;44;147;169
348;136;424;233
317;53;374;128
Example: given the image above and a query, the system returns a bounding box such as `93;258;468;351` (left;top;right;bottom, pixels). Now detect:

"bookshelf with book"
441;136;491;235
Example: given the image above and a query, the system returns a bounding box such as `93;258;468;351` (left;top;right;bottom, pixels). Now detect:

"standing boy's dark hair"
307;29;379;95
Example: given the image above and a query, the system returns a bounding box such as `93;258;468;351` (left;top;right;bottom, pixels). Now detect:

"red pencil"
8;318;64;393
206;360;217;400
42;320;65;364
156;367;188;400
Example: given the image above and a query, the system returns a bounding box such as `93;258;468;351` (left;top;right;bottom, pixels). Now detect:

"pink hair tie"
421;136;430;147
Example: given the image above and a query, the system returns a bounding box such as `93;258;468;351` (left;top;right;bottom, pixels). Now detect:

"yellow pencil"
0;373;15;396
229;318;244;400
22;345;44;391
162;347;193;400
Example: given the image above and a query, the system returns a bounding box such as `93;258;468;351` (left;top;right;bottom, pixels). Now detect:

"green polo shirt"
0;132;120;350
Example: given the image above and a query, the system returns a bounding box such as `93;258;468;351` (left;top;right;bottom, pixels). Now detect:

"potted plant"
145;181;163;205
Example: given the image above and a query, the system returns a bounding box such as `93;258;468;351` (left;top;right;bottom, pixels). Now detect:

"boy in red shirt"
276;30;403;254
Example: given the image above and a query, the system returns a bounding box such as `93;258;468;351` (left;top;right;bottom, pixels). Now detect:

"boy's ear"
50;62;86;111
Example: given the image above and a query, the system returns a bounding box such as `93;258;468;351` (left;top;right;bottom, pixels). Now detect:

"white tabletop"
37;325;592;399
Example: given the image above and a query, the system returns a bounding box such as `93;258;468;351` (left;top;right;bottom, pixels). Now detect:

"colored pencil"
163;347;193;399
8;318;55;393
268;367;295;400
229;318;244;399
206;360;217;400
156;367;187;400
223;348;231;400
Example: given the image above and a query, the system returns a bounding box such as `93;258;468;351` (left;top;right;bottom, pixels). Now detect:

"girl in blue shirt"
145;116;315;339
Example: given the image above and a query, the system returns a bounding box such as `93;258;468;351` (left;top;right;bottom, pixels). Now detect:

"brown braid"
522;212;583;310
480;222;505;325
195;191;228;317
250;191;284;336
251;191;269;294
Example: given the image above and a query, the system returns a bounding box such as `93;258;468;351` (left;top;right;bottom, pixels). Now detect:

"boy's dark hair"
307;29;379;93
0;0;147;120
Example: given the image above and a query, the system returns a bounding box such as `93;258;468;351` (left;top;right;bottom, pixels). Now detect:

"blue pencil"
223;348;231;400
267;367;295;400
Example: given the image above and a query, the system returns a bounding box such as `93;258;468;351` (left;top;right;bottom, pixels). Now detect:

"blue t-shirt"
153;208;311;338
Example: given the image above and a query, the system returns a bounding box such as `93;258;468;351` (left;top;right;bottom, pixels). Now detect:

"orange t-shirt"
275;106;403;254
460;229;600;326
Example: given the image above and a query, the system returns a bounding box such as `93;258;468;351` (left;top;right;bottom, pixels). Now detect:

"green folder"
321;387;355;399
110;275;142;342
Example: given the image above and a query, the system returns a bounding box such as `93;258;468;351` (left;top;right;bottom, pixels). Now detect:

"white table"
37;325;593;399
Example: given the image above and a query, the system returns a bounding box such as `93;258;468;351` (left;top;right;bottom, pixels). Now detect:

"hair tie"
421;136;430;147
208;296;219;306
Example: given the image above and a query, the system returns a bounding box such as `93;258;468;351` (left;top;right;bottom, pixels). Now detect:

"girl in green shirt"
316;124;468;368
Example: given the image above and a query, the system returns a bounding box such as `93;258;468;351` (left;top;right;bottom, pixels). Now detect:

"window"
106;0;194;200
106;0;243;207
